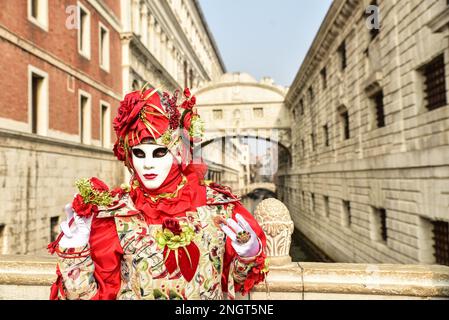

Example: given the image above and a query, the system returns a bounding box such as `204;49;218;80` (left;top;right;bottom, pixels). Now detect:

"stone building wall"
280;0;449;264
121;0;225;94
0;0;124;254
0;129;124;255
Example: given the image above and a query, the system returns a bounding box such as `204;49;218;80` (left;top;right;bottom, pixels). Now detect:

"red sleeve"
221;201;268;295
89;217;123;300
49;216;123;300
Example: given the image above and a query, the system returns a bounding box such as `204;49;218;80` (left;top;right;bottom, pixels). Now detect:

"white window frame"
28;65;49;136
78;90;92;144
98;22;110;72
100;100;111;148
78;1;91;60
27;0;49;32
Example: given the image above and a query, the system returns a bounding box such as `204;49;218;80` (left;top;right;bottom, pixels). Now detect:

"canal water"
243;194;333;263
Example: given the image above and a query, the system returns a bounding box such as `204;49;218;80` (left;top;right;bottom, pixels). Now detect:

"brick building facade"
280;0;449;265
0;0;123;254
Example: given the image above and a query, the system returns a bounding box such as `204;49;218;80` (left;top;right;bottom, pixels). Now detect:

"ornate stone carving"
254;198;294;265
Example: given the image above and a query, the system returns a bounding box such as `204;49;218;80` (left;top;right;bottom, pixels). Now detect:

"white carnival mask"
131;143;174;190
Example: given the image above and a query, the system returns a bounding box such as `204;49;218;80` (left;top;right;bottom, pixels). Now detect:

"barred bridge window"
423;54;447;111
432;221;449;266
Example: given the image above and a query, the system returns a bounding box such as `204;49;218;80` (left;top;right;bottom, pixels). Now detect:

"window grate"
321;67;327;90
424;54;447;111
341;111;350;140
379;208;387;242
374;91;385;128
323;124;330;147
343;200;351;227
338;41;347;70
0;224;4;253
432;221;449;266
324;196;330;218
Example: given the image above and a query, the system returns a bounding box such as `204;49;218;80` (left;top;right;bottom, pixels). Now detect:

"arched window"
132;80;140;91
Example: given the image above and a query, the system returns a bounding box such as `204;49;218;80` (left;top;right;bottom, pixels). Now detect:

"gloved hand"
59;202;93;249
220;213;261;258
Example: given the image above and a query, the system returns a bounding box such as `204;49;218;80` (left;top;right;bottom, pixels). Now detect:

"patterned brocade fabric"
56;245;98;300
53;186;268;300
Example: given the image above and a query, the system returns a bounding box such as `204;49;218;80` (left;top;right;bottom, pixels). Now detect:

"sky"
198;0;333;87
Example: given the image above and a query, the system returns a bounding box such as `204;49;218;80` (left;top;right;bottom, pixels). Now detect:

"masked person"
48;87;269;300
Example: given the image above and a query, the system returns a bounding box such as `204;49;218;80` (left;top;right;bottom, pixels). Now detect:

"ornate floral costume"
48;87;268;300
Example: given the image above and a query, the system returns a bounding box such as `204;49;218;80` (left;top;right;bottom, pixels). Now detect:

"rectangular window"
302;191;305;208
31;73;44;134
324;196;330;218
0;224;5;254
321;67;327;90
310;133;316;152
100;102;111;147
372;90;385;128
338;40;347;71
29;66;49;136
50;217;59;242
311;193;315;213
423;54;447;111
340;110;350;140
28;0;48;31
99;23;110;72
301;139;305;156
342;200;351;227
300;99;304;115
371;207;388;243
79;91;91;144
254;107;264;118
308;86;314;102
213;109;223;120
323;124;330;147
432;221;449;266
78;2;91;59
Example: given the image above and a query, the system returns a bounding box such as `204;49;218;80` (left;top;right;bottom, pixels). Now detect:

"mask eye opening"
132;148;146;158
153;147;169;158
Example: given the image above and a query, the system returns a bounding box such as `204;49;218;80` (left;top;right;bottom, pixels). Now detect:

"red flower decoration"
183;88;191;99
113;142;126;161
162;218;182;235
113;91;144;139
188;96;196;108
71;194;98;217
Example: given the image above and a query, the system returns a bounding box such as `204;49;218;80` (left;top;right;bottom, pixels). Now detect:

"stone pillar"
132;0;141;35
254;198;294;266
154;22;161;61
140;5;148;46
160;33;167;68
120;0;132;32
147;14;154;52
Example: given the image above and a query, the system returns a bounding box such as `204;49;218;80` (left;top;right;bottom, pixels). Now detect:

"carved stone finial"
254;198;294;265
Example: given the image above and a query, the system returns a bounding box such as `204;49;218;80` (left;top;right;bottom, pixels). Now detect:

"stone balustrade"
1;254;448;300
0;198;448;300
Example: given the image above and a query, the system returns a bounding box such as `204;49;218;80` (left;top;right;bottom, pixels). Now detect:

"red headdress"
113;85;204;172
112;85;207;224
